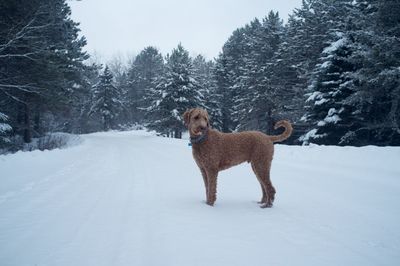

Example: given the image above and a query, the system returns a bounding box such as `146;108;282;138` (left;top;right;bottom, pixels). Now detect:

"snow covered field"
0;130;399;266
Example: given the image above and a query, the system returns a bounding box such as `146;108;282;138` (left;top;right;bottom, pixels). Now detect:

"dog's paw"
206;201;214;207
260;202;273;208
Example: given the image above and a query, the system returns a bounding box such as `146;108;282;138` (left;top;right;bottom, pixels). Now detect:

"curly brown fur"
183;108;293;208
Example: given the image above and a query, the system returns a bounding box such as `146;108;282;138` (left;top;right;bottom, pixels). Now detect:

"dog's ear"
183;109;193;127
204;109;210;127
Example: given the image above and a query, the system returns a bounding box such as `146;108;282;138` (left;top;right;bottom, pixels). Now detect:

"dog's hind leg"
258;183;267;204
251;161;275;208
252;163;267;204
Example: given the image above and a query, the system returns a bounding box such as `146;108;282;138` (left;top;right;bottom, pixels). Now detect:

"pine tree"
0;0;89;143
127;46;164;122
213;25;253;132
301;34;358;145
107;56;131;126
73;63;103;134
192;55;222;130
275;0;354;140
213;55;234;132
235;12;286;134
90;66;124;131
0;112;12;146
146;44;203;138
344;0;400;145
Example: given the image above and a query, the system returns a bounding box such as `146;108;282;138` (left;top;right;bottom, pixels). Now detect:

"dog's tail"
270;120;293;143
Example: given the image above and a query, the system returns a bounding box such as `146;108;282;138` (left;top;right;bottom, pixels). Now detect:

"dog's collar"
189;128;209;146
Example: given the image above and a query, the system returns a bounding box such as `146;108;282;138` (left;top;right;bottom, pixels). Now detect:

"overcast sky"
69;0;302;62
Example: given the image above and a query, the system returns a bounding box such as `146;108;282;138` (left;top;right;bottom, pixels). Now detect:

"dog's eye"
194;116;199;120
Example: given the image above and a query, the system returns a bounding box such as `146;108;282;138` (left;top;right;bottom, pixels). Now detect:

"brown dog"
183;108;292;208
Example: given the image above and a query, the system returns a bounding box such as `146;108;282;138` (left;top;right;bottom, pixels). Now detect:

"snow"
306;91;322;102
319;107;341;124
321;80;340;86
171;109;181;121
320;61;331;69
0;113;11;134
0;112;8;120
305;108;343;138
323;36;346;54
324;114;340;124
299;128;327;144
315;98;329;105
1;130;400;266
177;96;188;102
0;123;12;133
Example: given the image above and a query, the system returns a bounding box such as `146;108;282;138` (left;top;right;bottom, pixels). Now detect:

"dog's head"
183;108;210;136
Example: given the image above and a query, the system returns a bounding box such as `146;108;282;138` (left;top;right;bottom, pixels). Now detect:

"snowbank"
1;132;83;155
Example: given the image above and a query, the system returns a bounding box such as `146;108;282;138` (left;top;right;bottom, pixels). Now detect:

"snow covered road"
1;130;400;266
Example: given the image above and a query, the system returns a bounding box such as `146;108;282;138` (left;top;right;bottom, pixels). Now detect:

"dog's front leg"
206;168;218;206
199;167;209;203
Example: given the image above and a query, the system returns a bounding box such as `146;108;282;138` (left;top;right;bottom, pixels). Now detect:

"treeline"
1;0;399;150
213;0;400;146
0;0;91;150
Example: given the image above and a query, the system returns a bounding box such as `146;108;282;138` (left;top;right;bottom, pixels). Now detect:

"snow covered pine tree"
145;44;203;138
90;66;124;131
301;35;358;145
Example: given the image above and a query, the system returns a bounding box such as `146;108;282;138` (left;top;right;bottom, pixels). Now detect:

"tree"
192;55;222;130
107;55;131;126
127;46;164;122
273;0;354;140
213;25;253;132
213;55;234;132
146;44;203;138
72;62;103;134
235;12;286;134
344;0;400;145
0;112;12;146
0;0;89;143
301;34;358;145
90;66;124;131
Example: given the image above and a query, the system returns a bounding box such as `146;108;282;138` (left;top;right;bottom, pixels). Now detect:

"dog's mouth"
192;126;207;136
192;129;203;136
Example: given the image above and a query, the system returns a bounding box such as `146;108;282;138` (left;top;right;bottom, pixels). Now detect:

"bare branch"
0;5;54;55
0;52;39;61
0;84;42;94
0;89;26;104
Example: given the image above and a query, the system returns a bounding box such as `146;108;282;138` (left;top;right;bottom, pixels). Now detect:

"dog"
183;108;292;208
